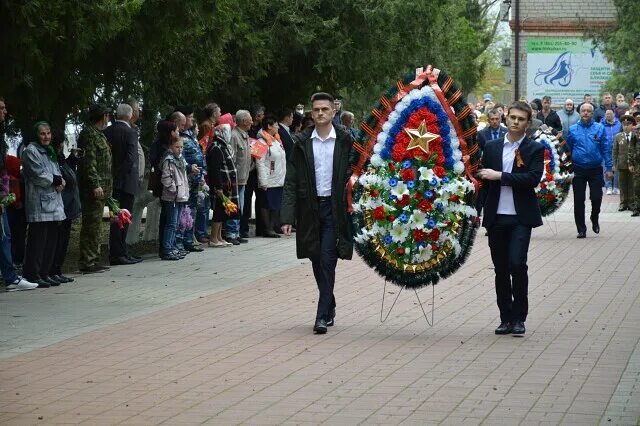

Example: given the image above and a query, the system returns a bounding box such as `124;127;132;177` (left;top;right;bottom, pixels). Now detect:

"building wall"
507;0;617;102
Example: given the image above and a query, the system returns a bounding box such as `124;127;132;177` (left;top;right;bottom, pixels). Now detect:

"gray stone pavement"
0;193;639;425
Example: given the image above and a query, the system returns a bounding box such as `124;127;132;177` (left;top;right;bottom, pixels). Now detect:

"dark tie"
493;131;498;140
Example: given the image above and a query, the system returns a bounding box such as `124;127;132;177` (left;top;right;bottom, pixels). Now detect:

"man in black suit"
477;101;544;336
476;109;507;217
104;103;140;265
278;108;295;160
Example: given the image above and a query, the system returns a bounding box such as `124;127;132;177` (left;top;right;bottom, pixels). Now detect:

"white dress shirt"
496;134;525;215
279;122;290;135
311;126;336;197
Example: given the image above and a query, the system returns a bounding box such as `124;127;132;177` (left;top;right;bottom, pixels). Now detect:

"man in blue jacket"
566;103;613;238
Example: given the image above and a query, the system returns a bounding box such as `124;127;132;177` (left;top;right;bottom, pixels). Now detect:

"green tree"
592;0;640;95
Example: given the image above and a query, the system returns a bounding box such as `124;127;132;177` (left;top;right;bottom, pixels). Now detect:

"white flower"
453;161;465;174
450;136;460;149
409;210;427;229
414;244;433;262
382;121;392;133
388;111;399;124
354;232;370;244
395;103;407;114
391;181;409;198
452;150;462;160
418;166;435;181
390;223;409;243
370;153;385;167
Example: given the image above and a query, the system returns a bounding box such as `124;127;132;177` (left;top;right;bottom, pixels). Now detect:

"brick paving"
1;193;639;425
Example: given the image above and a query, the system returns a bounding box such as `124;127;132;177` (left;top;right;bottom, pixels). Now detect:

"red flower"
546;174;553;182
428;228;441;241
413;229;426;242
449;194;459;202
373;206;385;221
546;193;554;201
540;183;547;189
371;189;379;197
392;151;404;162
389;164;396;171
397;194;411;207
433;166;446;178
414;192;423;199
396;247;405;255
436;155;445;166
431;244;438;251
387;214;395;222
418;200;433;212
400;168;416;181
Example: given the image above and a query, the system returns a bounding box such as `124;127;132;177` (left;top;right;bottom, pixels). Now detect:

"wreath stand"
545;212;559;236
380;280;435;326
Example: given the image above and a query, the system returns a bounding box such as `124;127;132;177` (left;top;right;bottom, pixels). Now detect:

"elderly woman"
21;122;66;287
256;114;286;238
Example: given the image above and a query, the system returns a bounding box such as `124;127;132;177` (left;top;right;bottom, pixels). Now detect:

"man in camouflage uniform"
628;115;640;217
613;115;637;211
77;103;113;273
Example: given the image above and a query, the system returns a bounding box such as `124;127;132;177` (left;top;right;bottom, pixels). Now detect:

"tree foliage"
592;0;640;95
0;0;496;146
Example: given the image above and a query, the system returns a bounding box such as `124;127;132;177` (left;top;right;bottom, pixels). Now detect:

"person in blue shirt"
600;108;622;195
566;103;613;238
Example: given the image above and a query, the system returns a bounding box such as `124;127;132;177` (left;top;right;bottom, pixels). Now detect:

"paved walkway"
1;194;639;425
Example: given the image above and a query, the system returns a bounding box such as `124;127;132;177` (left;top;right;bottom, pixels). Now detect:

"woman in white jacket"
256;115;286;238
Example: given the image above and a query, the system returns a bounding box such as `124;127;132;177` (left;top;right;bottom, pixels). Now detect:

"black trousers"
109;189;134;259
51;219;72;276
487;214;532;323
311;200;338;321
572;166;604;233
23;221;60;281
241;169;263;236
6;206;26;265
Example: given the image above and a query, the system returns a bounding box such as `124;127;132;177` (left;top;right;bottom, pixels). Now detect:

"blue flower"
430;178;438;186
389;194;397;200
389;177;398;187
416;241;426;249
443;176;450;183
381;148;391;159
402;160;412;169
425;190;434;198
427;219;437;229
407;180;416;189
383;235;393;245
399;213;409;223
436;202;444;211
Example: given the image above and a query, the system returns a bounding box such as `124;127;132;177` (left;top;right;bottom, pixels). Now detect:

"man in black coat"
281;92;354;335
477;101;544;336
477;108;507;151
103;103;140;265
536;96;562;135
278;108;295;161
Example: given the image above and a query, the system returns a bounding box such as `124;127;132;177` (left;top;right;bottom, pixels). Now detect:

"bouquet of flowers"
350;66;480;288
0;175;16;207
179;206;194;232
532;130;572;216
220;193;238;217
105;197;133;229
196;180;209;207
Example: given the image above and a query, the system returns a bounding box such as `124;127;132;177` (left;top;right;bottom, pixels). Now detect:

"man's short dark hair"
584;94;591;99
494;103;504;110
203;103;219;119
310;92;335;104
542;95;552;102
507;101;532;122
174;105;194;116
487;108;501;117
278;107;293;122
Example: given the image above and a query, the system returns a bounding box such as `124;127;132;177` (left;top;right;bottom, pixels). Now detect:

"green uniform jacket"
281;126;354;260
628;131;640;170
612;132;637;170
77;123;112;200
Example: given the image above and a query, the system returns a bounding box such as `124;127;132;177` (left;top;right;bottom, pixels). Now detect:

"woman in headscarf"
21;121;66;287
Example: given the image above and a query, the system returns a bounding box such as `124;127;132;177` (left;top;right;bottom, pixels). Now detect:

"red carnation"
389;164;396;171
546;193;554;201
449;194;459;202
371;189;379;197
397;194;411;207
392;151;404;162
414;192;423;199
546;174;553;182
373;206;385;221
400;168;416;181
431;244;438;251
540;183;547;189
413;229;426;242
433;166;446;178
436;155;445;166
428;228;441;241
387;214;395;222
397;247;405;255
418;200;433;212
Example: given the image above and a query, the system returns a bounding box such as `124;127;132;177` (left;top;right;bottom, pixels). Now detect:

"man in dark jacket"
477;109;507;151
477;101;544;336
536;96;562;135
103;103;141;265
281;92;354;334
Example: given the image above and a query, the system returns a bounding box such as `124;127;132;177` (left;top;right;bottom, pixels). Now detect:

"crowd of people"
0;95;359;291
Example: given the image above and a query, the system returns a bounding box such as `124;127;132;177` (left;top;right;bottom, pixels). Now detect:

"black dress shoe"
632;211;640;217
619;206;627;211
591;220;600;234
80;264;106;274
57;275;74;283
110;256;137;266
313;319;328;334
50;274;69;283
161;253;181;261
185;246;204;252
263;232;281;238
327;309;336;327
577;231;586;239
224;238;240;245
127;255;143;263
495;321;512;335
511;321;526;335
36;279;51;288
43;276;61;286
237;237;248;243
240;232;249;238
